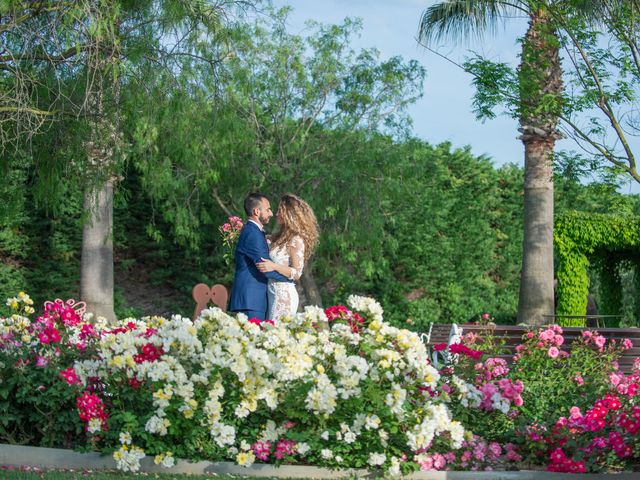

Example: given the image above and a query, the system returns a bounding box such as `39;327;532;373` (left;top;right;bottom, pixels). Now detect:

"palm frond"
418;0;526;45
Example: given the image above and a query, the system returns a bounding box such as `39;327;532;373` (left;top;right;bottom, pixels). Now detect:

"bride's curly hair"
270;194;319;262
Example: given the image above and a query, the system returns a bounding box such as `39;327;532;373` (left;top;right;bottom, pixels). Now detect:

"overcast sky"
271;0;640;194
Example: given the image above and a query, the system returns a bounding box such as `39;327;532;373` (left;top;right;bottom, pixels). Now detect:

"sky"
271;0;640;194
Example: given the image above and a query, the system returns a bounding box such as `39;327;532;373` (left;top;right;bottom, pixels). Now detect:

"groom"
229;193;291;321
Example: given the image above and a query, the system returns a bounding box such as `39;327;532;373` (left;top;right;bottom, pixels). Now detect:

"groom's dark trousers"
229;221;290;321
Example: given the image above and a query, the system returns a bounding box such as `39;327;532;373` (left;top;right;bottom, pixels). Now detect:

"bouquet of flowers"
219;216;244;266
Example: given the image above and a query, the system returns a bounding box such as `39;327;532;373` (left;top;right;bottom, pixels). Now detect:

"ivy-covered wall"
555;211;640;326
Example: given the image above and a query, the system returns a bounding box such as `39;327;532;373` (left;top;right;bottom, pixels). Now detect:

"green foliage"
3;4;640;328
555;211;640;326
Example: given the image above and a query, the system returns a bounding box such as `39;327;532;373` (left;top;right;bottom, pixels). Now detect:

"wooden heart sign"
192;283;228;319
43;298;87;317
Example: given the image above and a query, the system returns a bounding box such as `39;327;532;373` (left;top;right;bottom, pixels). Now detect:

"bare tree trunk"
81;178;116;322
299;262;322;308
79;11;121;322
517;138;555;325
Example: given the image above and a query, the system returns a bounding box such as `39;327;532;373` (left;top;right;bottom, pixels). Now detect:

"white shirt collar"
248;219;264;231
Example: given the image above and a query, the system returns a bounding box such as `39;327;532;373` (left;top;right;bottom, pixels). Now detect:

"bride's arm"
256;237;305;280
257;258;293;278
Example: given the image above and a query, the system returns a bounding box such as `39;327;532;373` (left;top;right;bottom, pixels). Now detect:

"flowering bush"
219;215;244;267
528;361;640;472
510;325;629;425
65;296;486;475
2;295;638;474
0;297;94;447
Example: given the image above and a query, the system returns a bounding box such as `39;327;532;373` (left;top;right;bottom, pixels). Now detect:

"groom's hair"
244;192;267;216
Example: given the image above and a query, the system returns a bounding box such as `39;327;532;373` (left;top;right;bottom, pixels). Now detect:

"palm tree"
419;1;571;325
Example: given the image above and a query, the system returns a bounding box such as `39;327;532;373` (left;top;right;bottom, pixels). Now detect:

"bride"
256;194;319;320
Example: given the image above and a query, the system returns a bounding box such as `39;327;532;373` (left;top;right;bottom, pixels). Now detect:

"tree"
1;1;254;320
130;9;425;306
556;1;640;184
419;1;568;325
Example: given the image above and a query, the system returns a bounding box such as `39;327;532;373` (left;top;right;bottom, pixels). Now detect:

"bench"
423;323;640;374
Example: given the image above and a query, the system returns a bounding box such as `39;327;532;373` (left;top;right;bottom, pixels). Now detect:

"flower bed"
0;293;638;475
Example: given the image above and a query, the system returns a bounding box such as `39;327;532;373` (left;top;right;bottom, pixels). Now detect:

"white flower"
320;449;333;460
119;432;132;445
145;415;170;436
87;418;102;434
297;442;310;455
211;423;236;447
320;431;330;441
365;414;381;430
368;452;386;467
379;429;389;447
335;455;343;463
347;295;383;321
154;452;175;468
343;431;357;444
389;456;401;477
305;374;337;415
113;445;145;472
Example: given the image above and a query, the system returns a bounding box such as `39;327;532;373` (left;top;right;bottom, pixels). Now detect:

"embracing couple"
229;192;319;321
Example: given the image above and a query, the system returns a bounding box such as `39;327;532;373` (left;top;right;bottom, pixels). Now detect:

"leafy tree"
130;9;425;304
1;0;258;320
418;1;610;325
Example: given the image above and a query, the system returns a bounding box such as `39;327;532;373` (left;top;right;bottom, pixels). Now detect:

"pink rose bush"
531;363;640;472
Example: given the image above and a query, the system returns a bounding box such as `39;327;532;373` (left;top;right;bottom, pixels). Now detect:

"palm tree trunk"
518;137;555;325
517;10;562;325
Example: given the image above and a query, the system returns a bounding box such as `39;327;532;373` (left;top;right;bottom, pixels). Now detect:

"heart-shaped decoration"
43;298;87;317
192;284;228;319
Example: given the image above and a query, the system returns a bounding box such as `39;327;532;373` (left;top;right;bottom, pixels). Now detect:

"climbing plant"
555;211;640;326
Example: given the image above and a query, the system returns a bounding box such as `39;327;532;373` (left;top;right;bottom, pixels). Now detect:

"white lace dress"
267;235;305;321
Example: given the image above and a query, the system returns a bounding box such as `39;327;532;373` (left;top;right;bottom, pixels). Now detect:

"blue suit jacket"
229;221;291;313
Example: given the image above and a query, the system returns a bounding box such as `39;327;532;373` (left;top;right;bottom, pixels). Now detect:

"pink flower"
582;331;593;339
547;346;559;359
622;338;633;350
594;335;606;349
252;440;272;461
432;453;446;470
539;329;555;342
488;442;502;458
609;373;621;387
574;374;584;386
554;335;564;346
60;367;82;385
35;355;49;367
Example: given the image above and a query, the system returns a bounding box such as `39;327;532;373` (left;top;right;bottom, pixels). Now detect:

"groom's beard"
258;214;271;227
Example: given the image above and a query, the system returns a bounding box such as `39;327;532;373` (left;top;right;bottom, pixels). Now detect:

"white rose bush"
0;293;527;474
